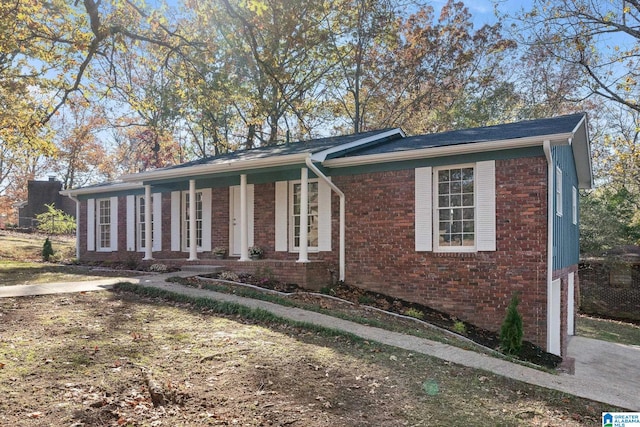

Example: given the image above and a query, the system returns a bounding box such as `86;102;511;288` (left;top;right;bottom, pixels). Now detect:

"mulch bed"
206;272;563;369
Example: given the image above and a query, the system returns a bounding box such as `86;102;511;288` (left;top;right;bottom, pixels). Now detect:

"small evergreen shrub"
500;293;524;355
453;320;466;335
42;238;54;262
404;307;424;320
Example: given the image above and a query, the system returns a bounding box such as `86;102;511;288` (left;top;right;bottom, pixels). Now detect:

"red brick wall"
76;156;564;352
327;157;550;349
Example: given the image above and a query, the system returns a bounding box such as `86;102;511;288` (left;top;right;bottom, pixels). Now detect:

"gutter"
121;153;311;183
323;133;575;168
60;181;144;197
305;156;346;282
543;140;554;353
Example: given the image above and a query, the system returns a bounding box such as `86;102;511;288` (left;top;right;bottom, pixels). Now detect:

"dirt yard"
0;288;616;426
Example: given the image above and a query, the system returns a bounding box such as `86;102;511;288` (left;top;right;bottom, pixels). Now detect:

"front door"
229;185;254;256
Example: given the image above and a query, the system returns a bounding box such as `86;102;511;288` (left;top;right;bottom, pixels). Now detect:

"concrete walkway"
1;273;638;411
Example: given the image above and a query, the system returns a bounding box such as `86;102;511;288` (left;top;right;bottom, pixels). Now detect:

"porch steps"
179;264;225;275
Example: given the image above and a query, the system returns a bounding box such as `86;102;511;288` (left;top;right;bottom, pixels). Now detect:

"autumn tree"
187;0;335;147
379;1;517;134
45;97;109;189
519;0;639;113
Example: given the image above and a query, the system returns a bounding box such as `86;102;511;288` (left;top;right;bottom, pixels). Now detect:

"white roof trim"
120;153;311;182
60;181;144;197
311;128;405;162
322;133;575;168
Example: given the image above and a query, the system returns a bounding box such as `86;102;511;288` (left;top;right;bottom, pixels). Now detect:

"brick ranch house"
61;113;592;357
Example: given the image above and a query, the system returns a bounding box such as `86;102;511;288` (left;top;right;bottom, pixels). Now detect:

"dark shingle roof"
161;128;397;171
341;114;586;157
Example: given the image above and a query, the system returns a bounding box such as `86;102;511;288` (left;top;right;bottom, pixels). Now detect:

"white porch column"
188;179;198;261
143;185;153;260
239;174;250;261
298;167;309;263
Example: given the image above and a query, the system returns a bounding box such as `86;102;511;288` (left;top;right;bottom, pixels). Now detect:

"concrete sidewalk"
1;274;638;411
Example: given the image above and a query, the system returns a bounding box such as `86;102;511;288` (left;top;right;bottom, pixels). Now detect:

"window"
436;167;475;249
137;195;154;250
98;199;112;250
556;167;563;217
291;180;319;250
572;186;577;225
275;179;331;253
183;191;203;250
88;197;117;252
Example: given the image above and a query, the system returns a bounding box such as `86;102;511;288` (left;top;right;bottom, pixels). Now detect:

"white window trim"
182;191;202;252
96;197;118;252
137;195;148;252
87;198;95;251
556;167;563;217
433;164;477;253
171;189;211;253
289;179;320;253
416;161;495;253
572;186;577;225
415;167;433;252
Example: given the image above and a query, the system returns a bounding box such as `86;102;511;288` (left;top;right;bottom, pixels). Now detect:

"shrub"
35;203;76;235
453;320;466;335
500;293;524;355
148;263;168;273
42;238;54;262
404;307;424;320
219;270;239;282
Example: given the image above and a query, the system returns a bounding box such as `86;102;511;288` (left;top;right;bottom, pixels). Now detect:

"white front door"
229;185;254;256
548;278;562;355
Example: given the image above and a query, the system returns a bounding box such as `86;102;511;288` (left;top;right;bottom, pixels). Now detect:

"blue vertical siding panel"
552;145;580;270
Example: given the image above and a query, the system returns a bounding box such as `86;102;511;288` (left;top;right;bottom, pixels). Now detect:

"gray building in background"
18;177;76;228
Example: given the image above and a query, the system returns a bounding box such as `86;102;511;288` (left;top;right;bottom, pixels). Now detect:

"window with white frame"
436;166;475;249
183;191;203;250
98;198;112;250
572;186;577;225
290;180;319;250
556;167;563;216
137;195;153;250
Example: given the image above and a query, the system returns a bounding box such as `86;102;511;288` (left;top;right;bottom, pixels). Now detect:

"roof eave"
571;115;593;189
60;181;144;197
121;153;311;183
311;128;405;162
322;133;575;168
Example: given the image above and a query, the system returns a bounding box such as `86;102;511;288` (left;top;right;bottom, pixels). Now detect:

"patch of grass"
0;231;75;261
115;282;365;344
176;278;496;354
0;261;128;286
0;290;623;426
576;314;640;346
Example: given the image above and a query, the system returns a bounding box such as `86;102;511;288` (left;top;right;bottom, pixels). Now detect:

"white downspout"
543;140;554;352
305;157;345;281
